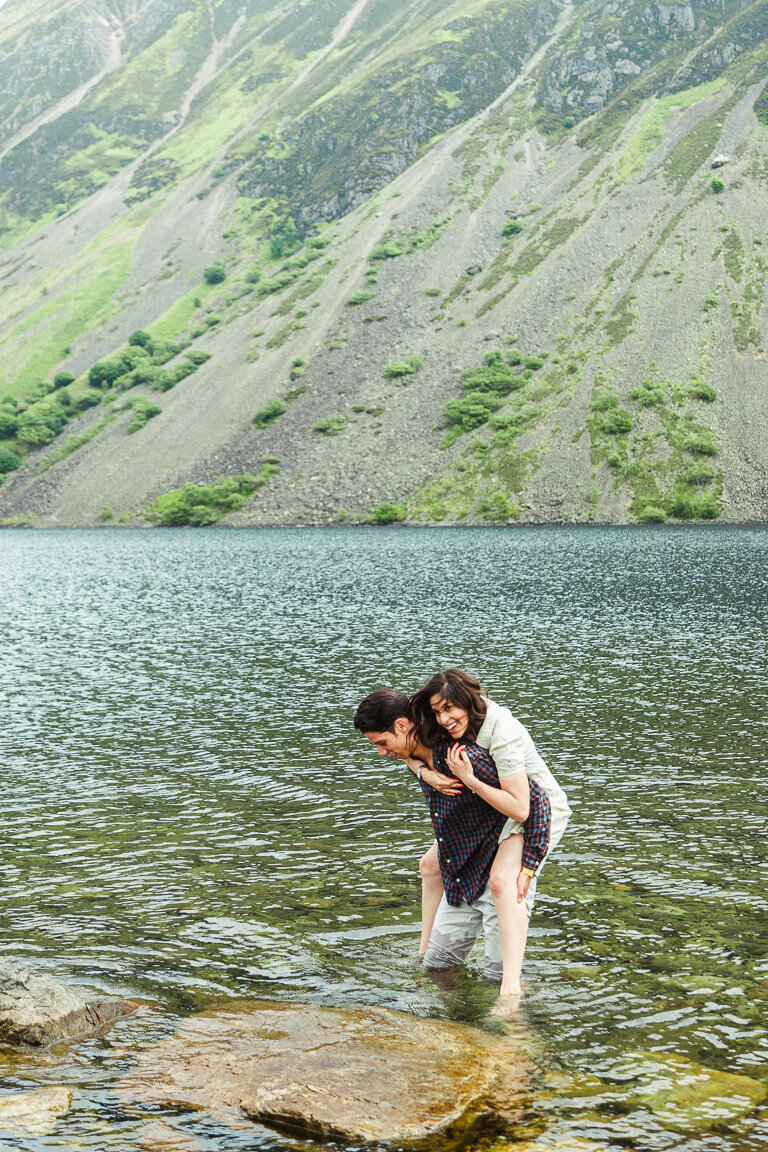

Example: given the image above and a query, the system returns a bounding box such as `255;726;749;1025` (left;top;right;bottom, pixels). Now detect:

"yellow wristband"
520;867;536;878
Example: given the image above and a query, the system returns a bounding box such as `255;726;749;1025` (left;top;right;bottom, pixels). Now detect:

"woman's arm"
446;744;530;821
404;756;463;796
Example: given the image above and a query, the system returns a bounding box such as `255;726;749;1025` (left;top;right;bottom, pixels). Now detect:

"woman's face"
429;693;469;740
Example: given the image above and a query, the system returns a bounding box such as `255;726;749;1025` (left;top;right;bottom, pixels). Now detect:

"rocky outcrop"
118;1001;530;1143
0;1087;72;1137
0;961;137;1046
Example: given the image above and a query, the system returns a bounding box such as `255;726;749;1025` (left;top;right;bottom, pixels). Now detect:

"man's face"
363;717;411;759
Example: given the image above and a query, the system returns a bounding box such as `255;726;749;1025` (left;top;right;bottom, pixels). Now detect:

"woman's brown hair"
408;668;488;747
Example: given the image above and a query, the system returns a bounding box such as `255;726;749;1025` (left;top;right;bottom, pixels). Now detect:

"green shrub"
372;502;407;523
684;462;716;485
123;397;162;434
0;408;18;437
522;356;544;370
502;219;523;237
710;177;725;194
185;349;212;366
313;415;346;435
424;287;441;297
0;445;21;473
384;355;423;378
15;416;56;445
53;371;76;389
129;330;152;349
203;262;226;284
688;380;716;402
590;392;619;412
73;388;103;412
460;365;523;395
672;494;719;519
253;398;287;428
638;505;667;522
600;407;633;434
685;434;717;456
370;241;402;261
146;469;278;526
347;291;375;306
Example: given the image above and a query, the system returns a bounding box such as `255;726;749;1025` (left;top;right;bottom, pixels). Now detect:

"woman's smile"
429;693;469;739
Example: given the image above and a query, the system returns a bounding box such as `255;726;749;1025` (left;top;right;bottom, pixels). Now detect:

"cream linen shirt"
476;697;572;843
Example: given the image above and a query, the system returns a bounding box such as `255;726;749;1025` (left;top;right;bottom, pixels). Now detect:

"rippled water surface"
1;526;766;1152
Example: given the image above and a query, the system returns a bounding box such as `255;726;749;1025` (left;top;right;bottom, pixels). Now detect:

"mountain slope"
0;0;767;526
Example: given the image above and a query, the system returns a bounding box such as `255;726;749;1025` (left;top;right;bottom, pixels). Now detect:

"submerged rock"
618;1052;767;1132
118;1000;529;1144
0;1086;71;1136
0;960;136;1047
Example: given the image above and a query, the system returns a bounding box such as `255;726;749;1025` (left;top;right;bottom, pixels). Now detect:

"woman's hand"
422;768;463;796
516;871;532;904
446;743;477;789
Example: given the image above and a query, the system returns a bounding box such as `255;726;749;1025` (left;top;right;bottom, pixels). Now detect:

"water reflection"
0;526;766;1151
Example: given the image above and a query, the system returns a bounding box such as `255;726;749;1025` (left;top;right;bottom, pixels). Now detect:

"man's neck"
410;740;434;767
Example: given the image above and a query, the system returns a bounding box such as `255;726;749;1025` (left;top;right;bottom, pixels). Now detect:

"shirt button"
438;837;444;842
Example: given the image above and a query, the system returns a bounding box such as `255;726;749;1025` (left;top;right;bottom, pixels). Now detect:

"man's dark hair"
354;688;409;734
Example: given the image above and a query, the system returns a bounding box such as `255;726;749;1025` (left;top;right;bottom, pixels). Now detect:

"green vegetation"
442;348;546;448
122;396;162;434
502;218;523;237
710;177;725;194
383;355;423;378
0;445;21;474
313;416;346;436
614;79;726;185
371;502;407;524
253;398;287;428
146;468;279;526
637;505;667;523
203;263;226;285
689;380;716;402
347;291;375;306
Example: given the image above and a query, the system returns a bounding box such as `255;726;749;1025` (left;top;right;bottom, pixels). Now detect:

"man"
354;689;550;988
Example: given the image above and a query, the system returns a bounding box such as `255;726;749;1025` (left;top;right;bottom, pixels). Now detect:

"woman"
408;668;571;998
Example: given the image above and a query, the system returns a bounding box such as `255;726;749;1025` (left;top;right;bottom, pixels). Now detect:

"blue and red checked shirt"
418;741;551;907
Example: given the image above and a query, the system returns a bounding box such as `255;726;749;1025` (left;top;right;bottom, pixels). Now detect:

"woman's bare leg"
489;834;528;998
419;841;443;958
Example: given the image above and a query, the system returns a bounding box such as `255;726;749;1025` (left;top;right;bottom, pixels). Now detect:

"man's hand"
516;871;532;904
422;768;463;795
445;744;477;789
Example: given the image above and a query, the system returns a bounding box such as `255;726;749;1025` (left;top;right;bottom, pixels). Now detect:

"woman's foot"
490;991;522;1016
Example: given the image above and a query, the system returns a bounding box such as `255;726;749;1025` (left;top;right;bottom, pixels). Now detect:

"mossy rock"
611;1052;766;1132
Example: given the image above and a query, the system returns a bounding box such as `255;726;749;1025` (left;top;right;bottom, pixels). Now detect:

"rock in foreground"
0;1086;72;1136
0;961;136;1047
119;1001;529;1144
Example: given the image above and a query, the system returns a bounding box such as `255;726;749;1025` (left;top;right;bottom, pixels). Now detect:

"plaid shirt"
418;741;551;907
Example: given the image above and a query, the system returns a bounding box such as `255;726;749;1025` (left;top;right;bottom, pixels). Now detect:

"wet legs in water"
418;841;442;959
489;833;528;999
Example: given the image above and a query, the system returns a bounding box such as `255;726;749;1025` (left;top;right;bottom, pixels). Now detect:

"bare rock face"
0;961;136;1047
0;1086;72;1137
118;1001;530;1144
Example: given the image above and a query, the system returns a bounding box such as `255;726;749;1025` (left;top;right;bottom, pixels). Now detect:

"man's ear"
394;716;409;735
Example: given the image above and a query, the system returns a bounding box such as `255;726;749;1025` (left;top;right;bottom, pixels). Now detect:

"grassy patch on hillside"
614;79;726;185
0;222;138;397
588;367;723;521
145;466;279;525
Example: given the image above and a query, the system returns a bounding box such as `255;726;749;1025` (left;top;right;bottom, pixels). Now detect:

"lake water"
0;526;766;1151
